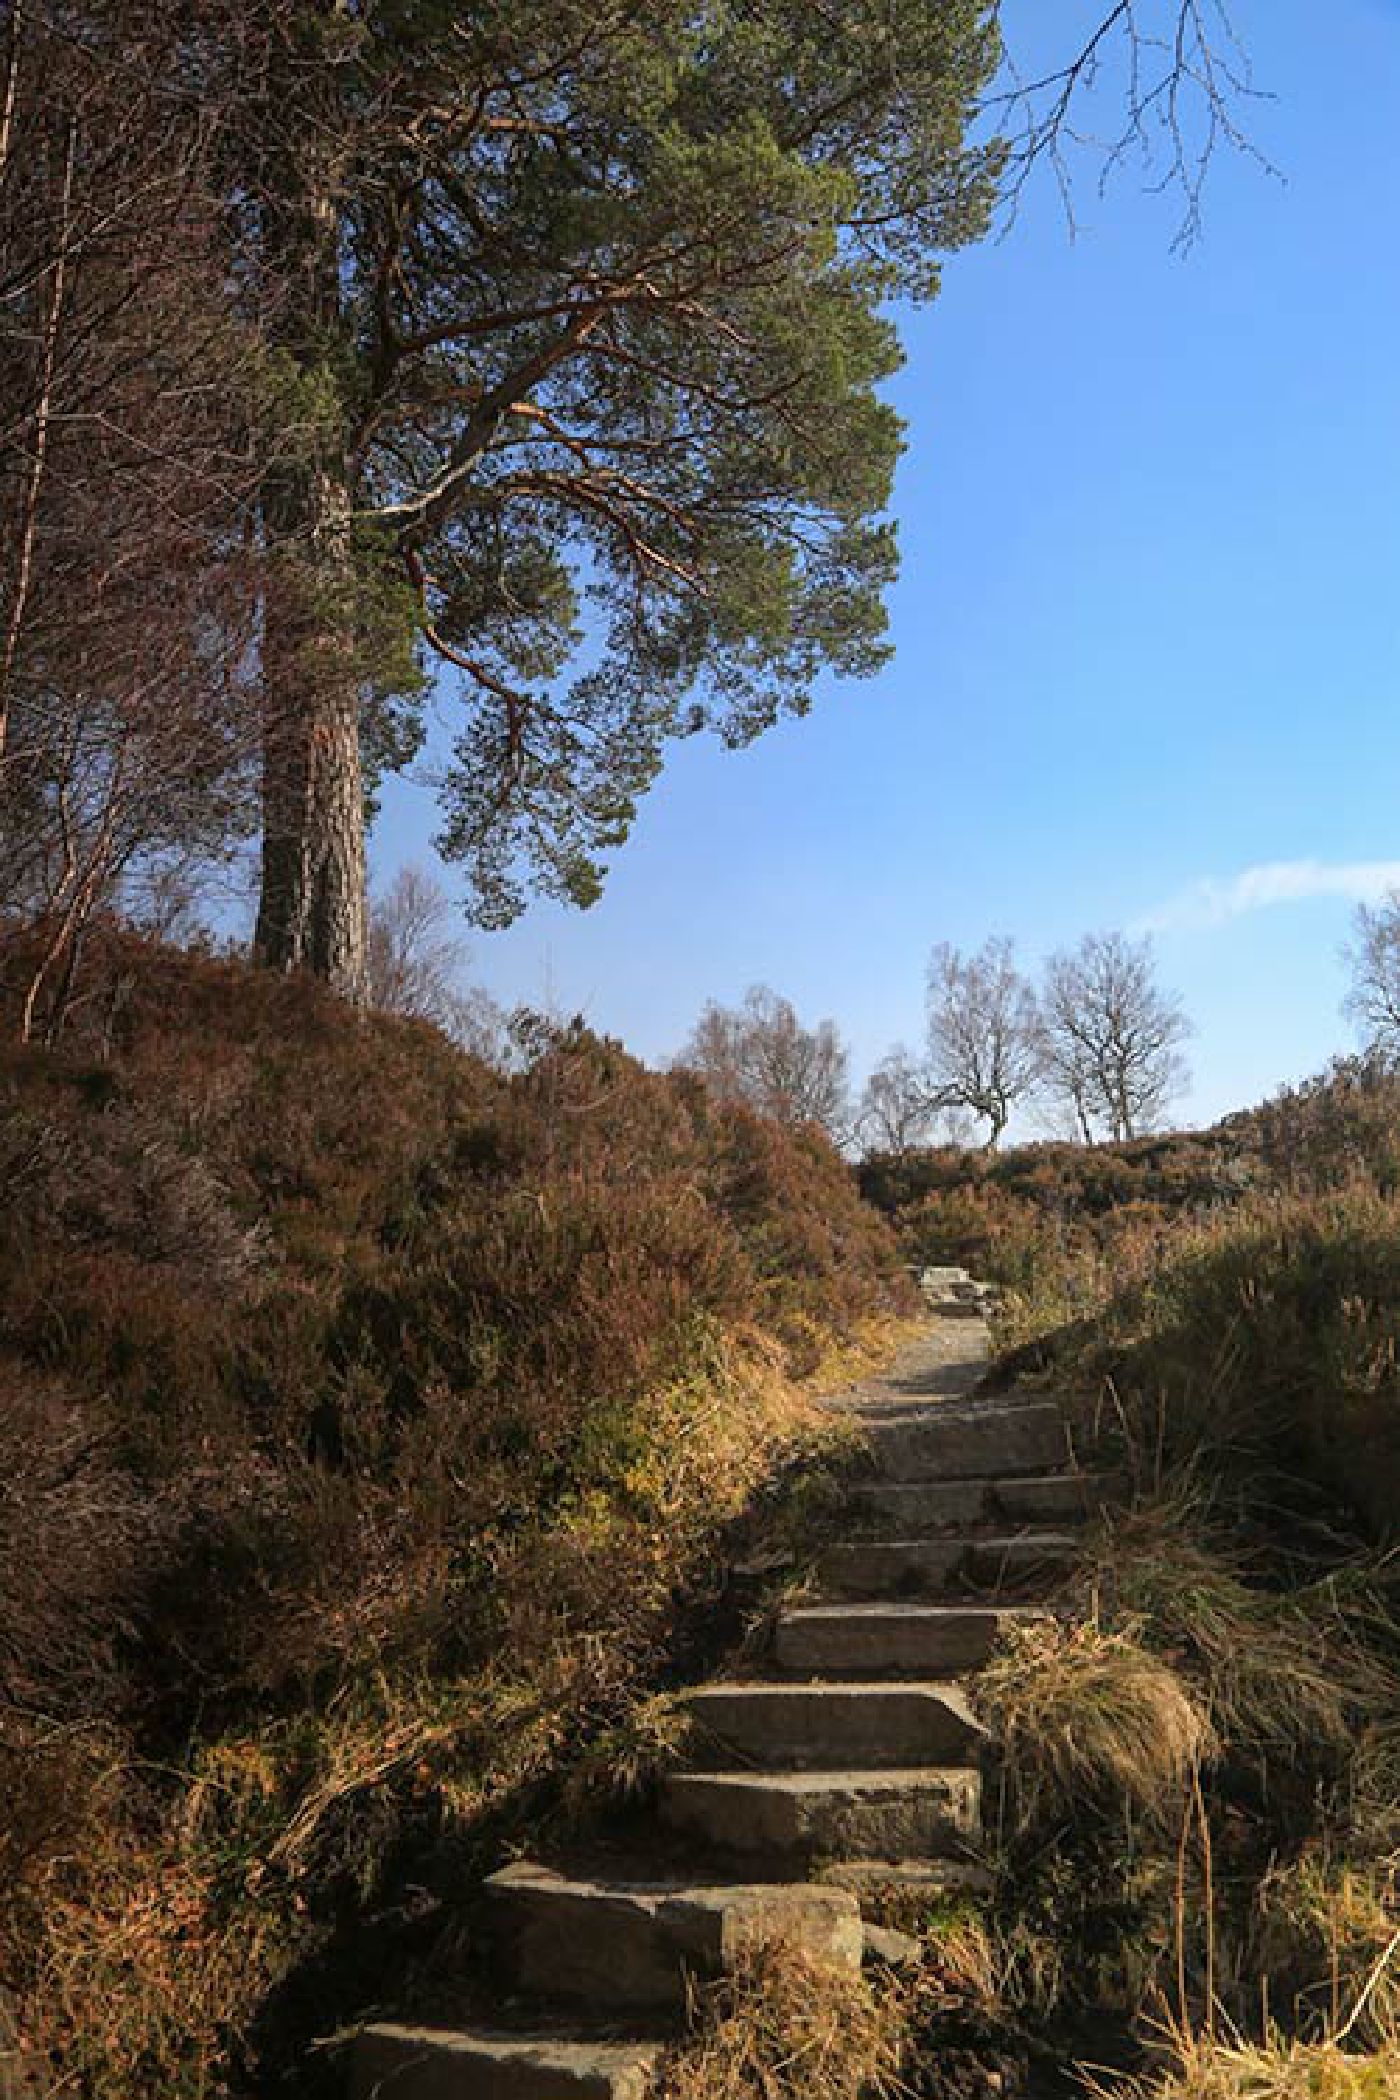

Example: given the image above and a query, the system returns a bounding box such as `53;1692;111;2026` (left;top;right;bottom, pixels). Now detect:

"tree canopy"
240;0;1004;942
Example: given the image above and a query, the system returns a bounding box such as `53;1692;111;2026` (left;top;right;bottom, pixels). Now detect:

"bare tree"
1343;894;1400;1062
1037;931;1191;1141
678;986;850;1143
367;865;470;1026
0;0;266;1042
366;863;506;1059
925;939;1041;1149
855;1046;944;1160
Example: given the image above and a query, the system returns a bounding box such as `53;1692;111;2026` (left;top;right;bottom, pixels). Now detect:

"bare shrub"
856;1045;947;1159
366;864;506;1057
678;985;851;1143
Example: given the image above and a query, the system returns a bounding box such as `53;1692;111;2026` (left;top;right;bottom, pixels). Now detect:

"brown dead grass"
975;1616;1215;1833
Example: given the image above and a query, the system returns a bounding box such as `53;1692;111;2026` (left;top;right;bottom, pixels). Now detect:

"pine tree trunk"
253;676;367;998
250;34;367;1003
253;467;368;1002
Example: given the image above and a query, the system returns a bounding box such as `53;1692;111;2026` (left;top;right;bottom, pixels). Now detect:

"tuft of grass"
560;1692;693;1815
1250;1857;1400;2046
653;1945;904;2100
1085;1501;1364;1767
1017;1188;1400;1533
975;1616;1215;1833
974;1487;1400;2031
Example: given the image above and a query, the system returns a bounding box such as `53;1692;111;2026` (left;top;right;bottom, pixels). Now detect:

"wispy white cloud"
1139;859;1400;934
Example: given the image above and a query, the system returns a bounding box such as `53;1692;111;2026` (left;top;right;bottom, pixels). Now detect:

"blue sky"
374;1;1400;1129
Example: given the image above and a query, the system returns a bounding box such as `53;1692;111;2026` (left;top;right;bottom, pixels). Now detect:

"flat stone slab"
486;1861;861;2008
349;2027;662;2100
773;1601;1046;1677
917;1269;1002;1317
682;1681;984;1769
661;1767;980;1861
866;1402;1068;1482
818;1537;963;1596
818;1533;1076;1601
850;1478;991;1531
963;1532;1077;1589
992;1470;1129;1522
862;1922;924;1969
852;1470;1125;1533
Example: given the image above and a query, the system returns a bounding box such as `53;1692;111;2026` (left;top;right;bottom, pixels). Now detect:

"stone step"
994;1468;1128;1521
850;1478;989;1530
964;1531;1078;1589
682;1681;984;1770
852;1470;1127;1534
348;2026;662;2100
773;1601;1046;1677
863;1923;924;1970
866;1401;1068;1483
485;1861;862;2010
661;1767;981;1862
817;1533;1076;1601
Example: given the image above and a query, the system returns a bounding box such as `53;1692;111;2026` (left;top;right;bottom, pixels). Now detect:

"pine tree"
234;0;1004;990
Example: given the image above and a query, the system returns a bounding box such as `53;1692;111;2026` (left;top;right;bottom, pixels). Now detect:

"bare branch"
991;3;1276;251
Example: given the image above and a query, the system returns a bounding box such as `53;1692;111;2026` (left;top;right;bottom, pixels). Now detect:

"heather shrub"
0;1369;152;1720
1241;1056;1400;1196
860;1133;1247;1355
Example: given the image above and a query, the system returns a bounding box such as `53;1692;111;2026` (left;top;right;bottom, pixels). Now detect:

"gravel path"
821;1315;993;1417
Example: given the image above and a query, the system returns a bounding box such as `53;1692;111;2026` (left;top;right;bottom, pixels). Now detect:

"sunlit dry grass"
975;1615;1215;1833
1094;2035;1400;2100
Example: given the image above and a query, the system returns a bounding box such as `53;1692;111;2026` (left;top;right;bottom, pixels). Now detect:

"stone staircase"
348;1318;1121;2100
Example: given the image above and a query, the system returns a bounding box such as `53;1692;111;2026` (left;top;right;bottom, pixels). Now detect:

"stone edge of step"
485;1858;862;1918
347;2023;665;2100
663;1765;983;1797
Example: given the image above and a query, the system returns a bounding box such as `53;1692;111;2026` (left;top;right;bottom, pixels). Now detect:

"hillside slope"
0;928;914;2097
